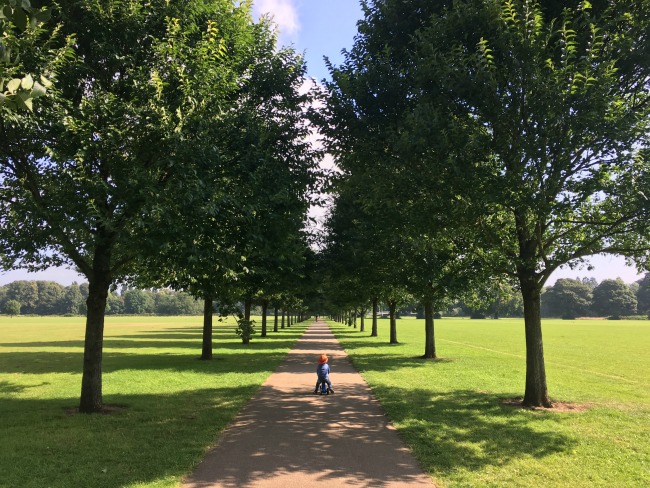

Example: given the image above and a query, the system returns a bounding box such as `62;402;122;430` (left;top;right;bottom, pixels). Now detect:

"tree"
542;279;593;319
3;298;20;316
636;274;650;316
135;18;317;355
106;292;124;315
1;0;274;412
3;280;38;313
320;180;410;343
321;0;650;406
123;289;154;315
35;281;65;315
322;0;501;358
61;283;83;315
406;0;650;407
592;279;637;319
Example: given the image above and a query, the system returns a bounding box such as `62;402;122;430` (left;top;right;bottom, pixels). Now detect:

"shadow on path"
182;320;434;488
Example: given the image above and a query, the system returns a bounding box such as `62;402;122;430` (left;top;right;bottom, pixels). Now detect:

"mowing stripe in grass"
440;338;641;385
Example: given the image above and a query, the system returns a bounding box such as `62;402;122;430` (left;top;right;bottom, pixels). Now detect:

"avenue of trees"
319;0;650;407
2;0;650;413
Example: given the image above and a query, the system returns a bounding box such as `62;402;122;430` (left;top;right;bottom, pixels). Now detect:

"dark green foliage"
123;289;154;315
592;279;637;319
3;298;20;316
60;283;83;315
542;279;594;319
635;273;650;315
234;318;256;344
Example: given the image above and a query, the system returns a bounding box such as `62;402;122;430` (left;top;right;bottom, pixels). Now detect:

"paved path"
181;319;434;487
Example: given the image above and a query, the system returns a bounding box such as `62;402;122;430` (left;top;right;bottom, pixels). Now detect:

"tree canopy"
321;0;650;407
1;0;317;412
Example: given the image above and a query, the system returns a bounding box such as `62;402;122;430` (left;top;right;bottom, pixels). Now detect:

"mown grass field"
329;317;650;487
0;315;309;488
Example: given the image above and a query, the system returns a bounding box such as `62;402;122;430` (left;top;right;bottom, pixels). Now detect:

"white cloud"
253;0;300;40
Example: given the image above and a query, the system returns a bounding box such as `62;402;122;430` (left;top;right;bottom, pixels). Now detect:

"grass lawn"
0;315;309;488
329;317;650;488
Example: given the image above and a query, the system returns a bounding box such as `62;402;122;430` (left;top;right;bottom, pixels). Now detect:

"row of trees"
1;1;319;412
317;0;650;407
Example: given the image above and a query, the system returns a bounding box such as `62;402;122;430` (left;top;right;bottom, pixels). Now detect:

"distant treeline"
405;275;649;320
0;280;203;316
540;276;649;320
459;275;649;320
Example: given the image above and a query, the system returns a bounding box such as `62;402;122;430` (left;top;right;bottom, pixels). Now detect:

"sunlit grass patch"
0;315;310;488
330;317;650;487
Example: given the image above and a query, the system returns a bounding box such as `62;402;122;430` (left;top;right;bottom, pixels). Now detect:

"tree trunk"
423;299;436;359
521;279;552;407
79;274;110;413
389;300;398;344
274;306;279;332
242;297;252;345
371;297;378;337
281;309;285;329
353;309;357;329
360;309;365;332
261;299;268;337
201;296;213;360
244;298;251;321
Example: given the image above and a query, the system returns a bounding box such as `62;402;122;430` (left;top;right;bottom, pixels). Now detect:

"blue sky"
0;1;643;286
252;0;363;82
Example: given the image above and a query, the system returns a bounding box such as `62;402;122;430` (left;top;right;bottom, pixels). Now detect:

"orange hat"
318;354;328;364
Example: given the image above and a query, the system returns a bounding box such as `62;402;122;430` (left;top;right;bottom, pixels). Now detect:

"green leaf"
30;80;46;98
34;7;51;23
13;6;27;30
15;91;33;111
21;74;34;90
39;75;53;88
6;78;21;92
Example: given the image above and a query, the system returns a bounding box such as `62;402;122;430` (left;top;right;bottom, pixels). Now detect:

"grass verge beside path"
0;315;310;488
329;317;650;488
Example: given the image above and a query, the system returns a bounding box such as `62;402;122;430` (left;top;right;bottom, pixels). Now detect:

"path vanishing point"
181;318;434;488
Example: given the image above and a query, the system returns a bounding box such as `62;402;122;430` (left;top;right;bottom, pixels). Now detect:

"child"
314;353;334;394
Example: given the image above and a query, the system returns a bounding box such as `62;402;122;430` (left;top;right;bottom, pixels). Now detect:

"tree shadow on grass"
0;323;311;375
0;380;50;394
0;348;295;375
0;388;261;488
372;387;575;479
0;385;577;488
0;324;309;352
329;342;435;373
